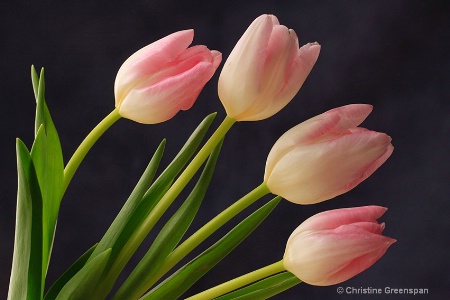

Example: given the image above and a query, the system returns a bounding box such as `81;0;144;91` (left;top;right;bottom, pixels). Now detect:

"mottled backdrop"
1;1;449;299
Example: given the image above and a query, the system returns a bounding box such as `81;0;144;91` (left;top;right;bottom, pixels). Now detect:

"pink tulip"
218;14;320;121
283;206;396;286
264;104;393;204
114;30;222;124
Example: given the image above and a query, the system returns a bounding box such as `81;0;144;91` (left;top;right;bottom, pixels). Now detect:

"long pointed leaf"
30;68;65;286
91;113;217;298
34;68;45;136
8;139;44;300
44;243;98;300
215;272;301;300
8;140;34;300
31;65;39;100
114;139;224;300
31;125;64;281
143;196;282;299
54;248;111;300
88;139;166;261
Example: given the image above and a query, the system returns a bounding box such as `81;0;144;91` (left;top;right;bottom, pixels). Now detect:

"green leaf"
44;243;98;300
114;139;224;299
214;272;301;300
54;248;111;300
8;139;44;300
143;196;282;300
31;65;39;101
30;68;65;285
89;113;217;298
34;67;46;136
88;139;166;261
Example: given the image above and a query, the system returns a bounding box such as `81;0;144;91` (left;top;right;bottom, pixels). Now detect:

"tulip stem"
186;260;286;300
63;108;121;193
140;182;271;293
102;115;236;295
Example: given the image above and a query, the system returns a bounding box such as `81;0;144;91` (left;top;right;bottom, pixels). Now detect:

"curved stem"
104;115;236;291
186;260;286;300
63;108;121;193
141;182;270;292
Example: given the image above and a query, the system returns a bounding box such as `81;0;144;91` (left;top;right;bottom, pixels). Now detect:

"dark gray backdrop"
1;1;449;299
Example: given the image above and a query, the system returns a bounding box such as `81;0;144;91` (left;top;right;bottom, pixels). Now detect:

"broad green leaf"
54;248;111;300
44;243;98;300
8;139;44;300
31;125;64;280
30;68;65;285
143;196;282;300
90;113;217;298
214;272;301;300
113;140;224;300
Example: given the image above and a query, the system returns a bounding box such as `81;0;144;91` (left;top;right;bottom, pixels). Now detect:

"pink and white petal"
117;30;194;84
294;206;387;233
218;15;274;116
273;42;320;106
119;61;215;124
210;50;222;69
325;104;373;129
285;229;395;285
324;235;396;285
264;112;341;181
360;143;394;182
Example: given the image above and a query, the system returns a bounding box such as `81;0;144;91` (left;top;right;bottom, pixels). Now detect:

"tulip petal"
294;206;387;233
326;104;373;129
267;129;393;204
264;113;341;182
118;61;215;124
121;30;194;76
284;226;396;286
265;104;371;177
218;14;320;121
243;29;306;121
360;143;394;182
234;25;293;121
272;42;321;110
114;30;221;124
327;238;395;285
218;15;274;118
210;50;223;70
115;30;194;105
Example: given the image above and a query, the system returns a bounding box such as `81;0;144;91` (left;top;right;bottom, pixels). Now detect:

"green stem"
141;182;271;292
63;109;121;193
186;260;286;300
103;115;236;291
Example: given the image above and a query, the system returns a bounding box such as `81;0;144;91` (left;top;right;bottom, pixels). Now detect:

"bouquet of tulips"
8;14;395;300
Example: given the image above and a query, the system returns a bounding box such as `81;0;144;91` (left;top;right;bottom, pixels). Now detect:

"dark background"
1;1;449;299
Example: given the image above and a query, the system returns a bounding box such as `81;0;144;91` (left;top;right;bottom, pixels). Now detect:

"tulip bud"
264;104;393;204
283;206;396;286
218;14;320;121
115;30;222;124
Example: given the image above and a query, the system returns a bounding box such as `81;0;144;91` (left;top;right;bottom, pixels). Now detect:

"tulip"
115;30;222;124
264;104;393;204
218;14;320;121
283;206;396;286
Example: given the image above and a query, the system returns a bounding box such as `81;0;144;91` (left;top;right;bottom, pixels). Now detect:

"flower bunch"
8;14;394;300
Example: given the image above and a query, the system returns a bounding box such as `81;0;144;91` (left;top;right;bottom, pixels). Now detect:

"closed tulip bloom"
218;14;320;121
115;30;222;124
283;206;396;286
264;104;393;204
